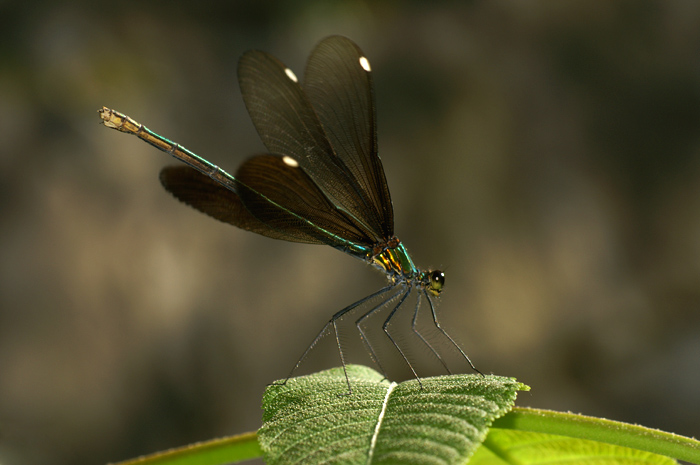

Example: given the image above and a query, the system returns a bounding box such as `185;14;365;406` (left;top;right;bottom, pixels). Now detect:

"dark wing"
237;36;391;244
160;156;374;250
303;35;393;239
160;165;320;244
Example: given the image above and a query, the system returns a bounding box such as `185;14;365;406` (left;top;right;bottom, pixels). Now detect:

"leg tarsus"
411;292;452;374
425;291;482;376
275;285;397;393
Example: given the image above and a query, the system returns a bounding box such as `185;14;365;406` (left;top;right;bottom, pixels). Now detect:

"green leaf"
490;407;700;464
109;432;262;465
472;428;678;465
258;365;528;465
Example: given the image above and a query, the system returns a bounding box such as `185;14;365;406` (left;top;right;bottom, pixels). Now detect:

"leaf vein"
367;380;397;464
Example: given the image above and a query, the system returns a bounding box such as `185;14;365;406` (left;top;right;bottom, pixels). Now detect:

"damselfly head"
428;270;445;295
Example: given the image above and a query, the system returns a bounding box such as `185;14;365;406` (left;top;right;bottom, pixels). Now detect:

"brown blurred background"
1;1;700;464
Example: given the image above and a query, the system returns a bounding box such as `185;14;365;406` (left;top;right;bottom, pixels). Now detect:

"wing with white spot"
160;156;374;248
304;35;394;240
238;36;392;245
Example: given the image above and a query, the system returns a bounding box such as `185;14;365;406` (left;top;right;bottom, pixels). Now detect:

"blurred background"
2;1;700;464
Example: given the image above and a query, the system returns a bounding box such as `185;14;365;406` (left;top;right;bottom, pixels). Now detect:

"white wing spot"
284;68;298;83
359;56;371;72
282;155;299;167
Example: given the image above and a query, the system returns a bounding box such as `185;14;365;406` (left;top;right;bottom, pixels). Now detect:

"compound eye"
430;270;445;293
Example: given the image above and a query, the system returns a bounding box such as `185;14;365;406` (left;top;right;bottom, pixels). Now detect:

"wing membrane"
235;155;373;248
303;36;393;239
237;37;391;244
160;156;375;250
160;165;321;244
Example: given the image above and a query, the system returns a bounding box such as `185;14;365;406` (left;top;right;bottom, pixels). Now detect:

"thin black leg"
381;286;424;388
411;292;452;374
424;290;482;375
355;284;406;380
271;284;397;394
